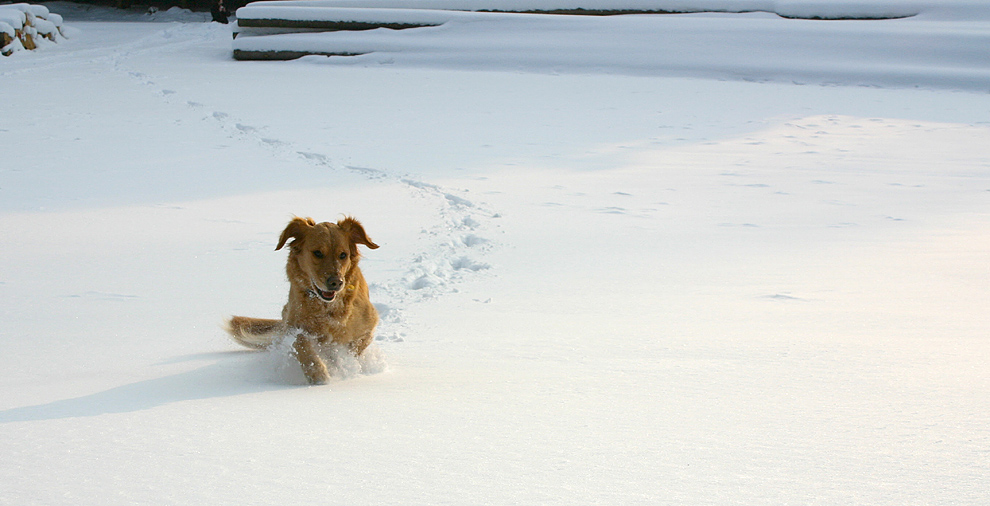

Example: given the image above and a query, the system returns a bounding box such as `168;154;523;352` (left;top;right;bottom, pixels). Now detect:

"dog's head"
276;216;379;303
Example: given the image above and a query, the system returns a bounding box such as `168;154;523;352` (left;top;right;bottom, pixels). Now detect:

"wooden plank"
478;8;683;15
236;18;440;31
232;48;365;60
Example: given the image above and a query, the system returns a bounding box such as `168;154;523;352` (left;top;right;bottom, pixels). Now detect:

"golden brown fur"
226;216;379;384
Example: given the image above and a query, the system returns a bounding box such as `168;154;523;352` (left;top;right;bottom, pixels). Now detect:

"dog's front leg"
292;334;330;385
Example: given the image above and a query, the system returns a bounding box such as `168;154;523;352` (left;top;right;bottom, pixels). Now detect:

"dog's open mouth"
312;286;337;302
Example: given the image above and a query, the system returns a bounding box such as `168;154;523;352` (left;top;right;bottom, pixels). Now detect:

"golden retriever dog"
226;216;379;384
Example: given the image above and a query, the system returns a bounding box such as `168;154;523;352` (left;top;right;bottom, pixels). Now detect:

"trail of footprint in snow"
117;69;500;345
369;179;498;343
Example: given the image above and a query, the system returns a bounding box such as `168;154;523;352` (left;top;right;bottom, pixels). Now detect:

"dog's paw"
307;374;330;386
300;360;331;385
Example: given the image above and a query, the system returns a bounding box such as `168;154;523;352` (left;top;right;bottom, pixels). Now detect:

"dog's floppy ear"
276;216;316;250
338;217;379;250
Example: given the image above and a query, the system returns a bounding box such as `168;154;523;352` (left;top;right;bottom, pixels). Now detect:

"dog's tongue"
320;289;336;300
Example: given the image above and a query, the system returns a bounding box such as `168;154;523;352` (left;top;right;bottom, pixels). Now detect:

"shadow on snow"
0;350;296;423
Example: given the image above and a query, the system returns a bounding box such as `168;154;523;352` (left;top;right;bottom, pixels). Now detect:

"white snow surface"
2;1;989;504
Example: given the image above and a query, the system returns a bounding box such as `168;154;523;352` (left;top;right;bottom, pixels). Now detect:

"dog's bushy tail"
225;316;285;350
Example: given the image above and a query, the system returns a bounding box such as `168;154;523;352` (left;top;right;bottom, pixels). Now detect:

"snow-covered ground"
1;1;988;504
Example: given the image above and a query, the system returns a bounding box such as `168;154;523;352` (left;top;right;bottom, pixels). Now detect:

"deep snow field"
1;1;989;504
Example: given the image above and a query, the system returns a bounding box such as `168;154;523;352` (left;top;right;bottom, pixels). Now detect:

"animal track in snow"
119;75;500;346
345;165;388;179
297;151;330;165
63;291;139;301
388;180;496;299
760;293;808;302
452;256;490;271
461;234;488;247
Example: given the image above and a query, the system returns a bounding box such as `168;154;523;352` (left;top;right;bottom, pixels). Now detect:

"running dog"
226;216;379;384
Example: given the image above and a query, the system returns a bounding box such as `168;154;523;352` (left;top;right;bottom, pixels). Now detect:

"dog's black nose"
326;276;343;291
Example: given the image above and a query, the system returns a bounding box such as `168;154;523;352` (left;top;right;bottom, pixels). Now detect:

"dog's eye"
313;250;324;259
339;252;348;260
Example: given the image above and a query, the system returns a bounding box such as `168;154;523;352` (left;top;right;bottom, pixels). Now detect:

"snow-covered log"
240;0;924;20
235;6;455;31
231;0;932;60
0;3;68;56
